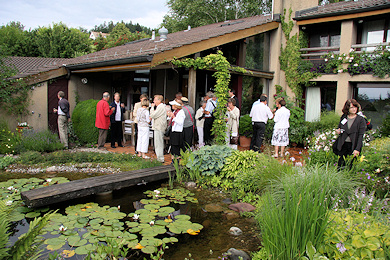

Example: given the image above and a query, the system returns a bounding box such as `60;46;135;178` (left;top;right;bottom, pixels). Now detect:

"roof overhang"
151;21;280;66
295;6;390;25
67;55;153;73
24;67;68;85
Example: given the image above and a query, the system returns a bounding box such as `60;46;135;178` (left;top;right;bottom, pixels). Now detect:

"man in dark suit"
110;92;126;148
229;89;240;108
53;91;70;149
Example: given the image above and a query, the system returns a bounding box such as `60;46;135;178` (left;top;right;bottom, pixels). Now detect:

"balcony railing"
300;46;340;58
351;42;390;53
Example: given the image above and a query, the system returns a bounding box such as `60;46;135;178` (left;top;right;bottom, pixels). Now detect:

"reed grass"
257;165;360;259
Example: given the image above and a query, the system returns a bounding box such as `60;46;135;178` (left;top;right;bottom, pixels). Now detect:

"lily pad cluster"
0;177;69;221
41;188;203;257
143;187;199;204
125;188;203;254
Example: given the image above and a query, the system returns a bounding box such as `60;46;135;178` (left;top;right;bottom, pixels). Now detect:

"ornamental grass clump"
257;165;359;260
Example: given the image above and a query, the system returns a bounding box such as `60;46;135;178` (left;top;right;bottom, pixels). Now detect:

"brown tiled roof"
68;14;274;66
5;15;275;78
4;56;69;78
295;0;390;20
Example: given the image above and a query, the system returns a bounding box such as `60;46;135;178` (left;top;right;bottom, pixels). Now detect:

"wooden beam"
71;62;152;73
21;165;176;207
151;21;280;66
296;8;390;25
188;68;196;108
24;67;68;85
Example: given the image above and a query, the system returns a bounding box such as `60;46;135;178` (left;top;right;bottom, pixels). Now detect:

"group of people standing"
249;94;291;157
57;88;367;168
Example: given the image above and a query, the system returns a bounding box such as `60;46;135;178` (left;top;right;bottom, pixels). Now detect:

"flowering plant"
17;122;29;127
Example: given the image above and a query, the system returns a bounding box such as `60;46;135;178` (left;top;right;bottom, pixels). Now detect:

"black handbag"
332;136;340;155
164;125;172;137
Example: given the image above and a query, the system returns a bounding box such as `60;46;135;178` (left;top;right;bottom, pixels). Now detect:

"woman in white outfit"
272;98;290;157
195;101;206;148
168;99;185;162
136;99;150;159
226;98;240;149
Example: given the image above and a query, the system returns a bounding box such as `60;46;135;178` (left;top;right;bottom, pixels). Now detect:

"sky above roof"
0;0;169;30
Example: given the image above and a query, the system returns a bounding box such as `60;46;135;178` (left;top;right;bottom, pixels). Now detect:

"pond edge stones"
226;248;251;260
229;226;243;236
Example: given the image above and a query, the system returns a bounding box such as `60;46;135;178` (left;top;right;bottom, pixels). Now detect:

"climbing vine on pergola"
171;50;248;145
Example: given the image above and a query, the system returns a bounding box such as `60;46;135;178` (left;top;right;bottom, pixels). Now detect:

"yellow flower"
135;243;144;249
187;229;200;235
359;155;366;162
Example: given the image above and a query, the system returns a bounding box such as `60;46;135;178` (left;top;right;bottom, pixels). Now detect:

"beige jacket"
227;107;240;133
133;102;142;123
150;103;167;132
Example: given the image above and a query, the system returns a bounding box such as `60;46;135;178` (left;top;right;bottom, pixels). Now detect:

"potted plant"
17;122;30;133
238;114;252;147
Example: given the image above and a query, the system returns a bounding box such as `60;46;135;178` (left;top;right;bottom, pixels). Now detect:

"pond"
2;174;261;260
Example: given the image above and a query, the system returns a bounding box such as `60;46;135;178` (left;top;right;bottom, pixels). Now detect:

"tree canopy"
163;0;271;33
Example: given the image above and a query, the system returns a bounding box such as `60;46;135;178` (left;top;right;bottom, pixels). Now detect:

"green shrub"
307;111;340;135
380;114;390;137
288;106;308;145
17;130;64;153
0;155;15;170
238;114;253;138
234;154;295;194
257;165;359;259
320;209;390;259
72;99;99;144
18;151;45;164
0;120;20;154
186;145;232;176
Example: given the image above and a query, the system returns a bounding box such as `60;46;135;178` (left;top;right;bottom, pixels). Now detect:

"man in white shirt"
204;91;217;145
110;93;125;148
249;94;273;152
150;95;167;163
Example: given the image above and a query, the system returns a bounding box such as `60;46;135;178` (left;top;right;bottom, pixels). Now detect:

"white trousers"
197;126;204;148
136;126;149;153
154;130;165;162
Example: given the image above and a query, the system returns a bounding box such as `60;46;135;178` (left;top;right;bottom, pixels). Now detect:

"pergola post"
188;68;196;108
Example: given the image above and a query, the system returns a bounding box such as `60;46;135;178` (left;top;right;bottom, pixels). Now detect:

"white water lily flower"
153;189;160;194
149;220;155;225
133;214;140;220
7;186;14;190
117;205;121;210
59;225;67;232
5;200;12;206
46;179;52;182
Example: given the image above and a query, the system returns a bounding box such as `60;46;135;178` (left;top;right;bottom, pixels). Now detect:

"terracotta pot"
239;136;251;148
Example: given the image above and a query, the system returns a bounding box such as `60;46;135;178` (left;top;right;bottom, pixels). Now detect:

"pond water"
5;175;261;260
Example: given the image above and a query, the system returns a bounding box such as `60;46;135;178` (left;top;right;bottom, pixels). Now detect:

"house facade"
2;0;389;132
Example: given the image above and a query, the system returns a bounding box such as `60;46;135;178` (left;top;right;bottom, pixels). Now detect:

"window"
306;22;341;48
360;18;389;51
354;83;390;128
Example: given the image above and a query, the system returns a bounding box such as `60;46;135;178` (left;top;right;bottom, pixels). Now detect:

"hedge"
72;99;99;144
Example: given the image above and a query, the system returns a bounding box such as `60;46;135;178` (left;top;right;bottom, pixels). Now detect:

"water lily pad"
141;245;156;254
74;244;96;255
61;249;75;258
145;204;160;210
175;215;191;221
47;243;63;251
155;220;169;226
25;211;41;218
159;207;175;214
126;221;139;228
45;237;65;246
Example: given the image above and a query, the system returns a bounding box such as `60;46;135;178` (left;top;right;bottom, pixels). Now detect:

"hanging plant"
279;9;319;106
171;50;248;145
